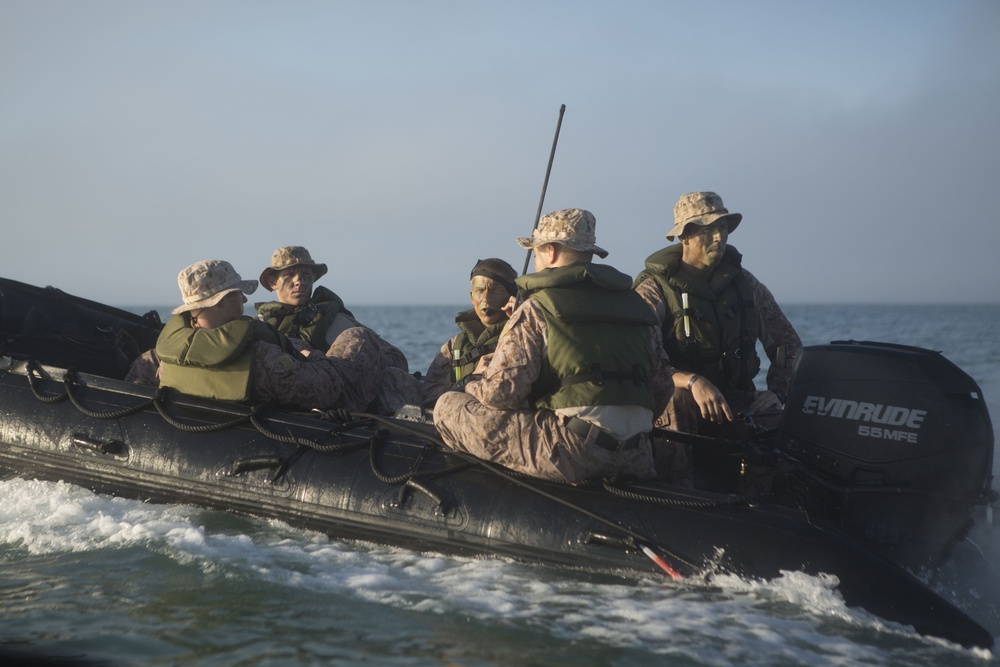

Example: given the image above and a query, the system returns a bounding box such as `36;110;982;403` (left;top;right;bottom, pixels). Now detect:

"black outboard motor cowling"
777;340;994;569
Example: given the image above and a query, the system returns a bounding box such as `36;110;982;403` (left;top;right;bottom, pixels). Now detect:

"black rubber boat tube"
355;411;698;579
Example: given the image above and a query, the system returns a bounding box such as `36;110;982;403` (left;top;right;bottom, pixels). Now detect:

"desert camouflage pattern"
635;268;801;486
316;326;386;412
666;191;743;241
375;366;425;415
515;208;609;259
259;245;329;289
125;327;384;412
172;259;258;314
433;299;674;484
324;309;410;373
635;267;801;412
124;350;160;386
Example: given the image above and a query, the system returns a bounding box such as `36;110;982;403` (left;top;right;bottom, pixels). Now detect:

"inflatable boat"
0;276;995;649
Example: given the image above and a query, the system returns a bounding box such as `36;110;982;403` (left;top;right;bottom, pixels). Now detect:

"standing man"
433;209;674;484
422;257;519;407
634;191;802;440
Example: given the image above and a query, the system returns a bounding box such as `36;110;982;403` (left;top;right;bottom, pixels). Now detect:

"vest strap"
560;363;647;389
452;345;489;368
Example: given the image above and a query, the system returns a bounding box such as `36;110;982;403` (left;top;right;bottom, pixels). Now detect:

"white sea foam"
3;475;980;666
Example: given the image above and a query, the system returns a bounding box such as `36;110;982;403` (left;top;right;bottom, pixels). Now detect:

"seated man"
125;259;384;412
433;209;674;484
422;257;518;408
634;192;802;492
255;246;408;371
255;245;420;413
634;191;802;438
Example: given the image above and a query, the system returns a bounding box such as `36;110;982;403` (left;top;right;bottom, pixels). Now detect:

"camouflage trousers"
308;329;421;414
433;392;656;485
373;367;424;415
321;327;386;413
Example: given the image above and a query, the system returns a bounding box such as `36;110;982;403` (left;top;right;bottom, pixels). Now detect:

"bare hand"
689;375;734;423
501;296;518;319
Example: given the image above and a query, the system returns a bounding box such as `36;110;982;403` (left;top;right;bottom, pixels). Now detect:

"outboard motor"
777;340;995;570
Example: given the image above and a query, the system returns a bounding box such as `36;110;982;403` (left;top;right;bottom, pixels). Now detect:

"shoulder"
740;267;762;287
739;268;776;303
634;276;665;303
514;297;548;325
500;299;547;346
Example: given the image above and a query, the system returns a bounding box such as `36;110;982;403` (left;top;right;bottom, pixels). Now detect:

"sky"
2;0;999;307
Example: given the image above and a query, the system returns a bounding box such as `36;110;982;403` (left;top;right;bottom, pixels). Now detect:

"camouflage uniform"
126;258;386;412
126;326;384;412
635;268;801;433
125;351;160;386
422;319;505;408
635;192;802;490
256;246;416;413
423;259;518;410
433;299;673;484
433;208;675;485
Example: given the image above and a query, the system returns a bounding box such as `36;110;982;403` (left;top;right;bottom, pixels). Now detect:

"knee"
326;327;380;363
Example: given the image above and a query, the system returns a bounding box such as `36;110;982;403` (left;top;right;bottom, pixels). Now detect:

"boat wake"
1;477;993;665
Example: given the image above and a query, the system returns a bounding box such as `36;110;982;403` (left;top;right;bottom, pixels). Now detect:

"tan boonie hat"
516;208;609;259
172;259;258;315
259;246;329;291
666;191;743;241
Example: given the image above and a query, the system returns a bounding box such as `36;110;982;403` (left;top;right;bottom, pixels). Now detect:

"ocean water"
2;303;999;666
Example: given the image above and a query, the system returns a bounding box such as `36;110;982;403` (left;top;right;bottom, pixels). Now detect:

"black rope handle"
63;370;152;420
602;479;741;510
152;389;253;433
25;360;68;404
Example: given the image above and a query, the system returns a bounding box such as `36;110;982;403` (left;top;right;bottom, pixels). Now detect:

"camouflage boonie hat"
172;259;258;315
259;246;329;291
666;191;743;241
516;208;609;259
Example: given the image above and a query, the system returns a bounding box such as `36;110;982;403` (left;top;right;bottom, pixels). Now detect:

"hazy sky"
2;1;998;307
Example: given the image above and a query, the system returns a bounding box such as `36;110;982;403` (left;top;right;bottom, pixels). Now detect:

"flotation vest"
517;263;656;411
254;286;353;348
450;309;506;384
156;315;289;402
634;244;760;392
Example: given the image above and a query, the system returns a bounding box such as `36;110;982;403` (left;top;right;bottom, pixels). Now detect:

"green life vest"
517;263;656;412
450;309;506;384
254;286;353;348
156;314;289;402
634;244;760;392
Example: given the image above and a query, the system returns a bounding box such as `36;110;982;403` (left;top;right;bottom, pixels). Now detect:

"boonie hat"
516;208;609;259
666;191;743;241
172;259;258;315
259;246;329;291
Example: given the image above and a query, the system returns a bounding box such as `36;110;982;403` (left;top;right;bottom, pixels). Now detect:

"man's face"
681;220;729;270
470;276;511;326
273;267;314;306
